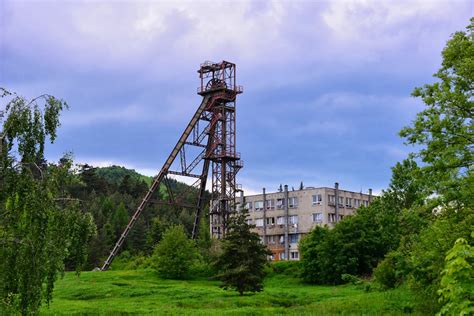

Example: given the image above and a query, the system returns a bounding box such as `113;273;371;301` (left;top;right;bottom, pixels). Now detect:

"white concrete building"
240;183;373;261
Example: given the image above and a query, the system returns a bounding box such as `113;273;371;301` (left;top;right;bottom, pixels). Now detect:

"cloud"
321;0;471;63
2;0;472;198
61;103;148;127
4;0;469;78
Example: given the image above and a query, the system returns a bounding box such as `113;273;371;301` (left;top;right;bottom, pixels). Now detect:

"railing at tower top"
213;151;241;160
197;85;243;95
198;60;235;72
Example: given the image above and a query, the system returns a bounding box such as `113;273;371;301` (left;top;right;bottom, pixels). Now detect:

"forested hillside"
71;165;210;270
95;166;153;186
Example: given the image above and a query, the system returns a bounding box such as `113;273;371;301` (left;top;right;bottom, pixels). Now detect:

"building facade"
239;183;373;261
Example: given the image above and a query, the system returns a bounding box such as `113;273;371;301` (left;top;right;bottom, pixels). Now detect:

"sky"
1;0;472;195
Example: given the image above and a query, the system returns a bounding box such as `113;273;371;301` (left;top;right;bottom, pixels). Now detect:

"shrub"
341;274;363;286
271;261;301;278
374;256;398;289
437;236;474;316
152;225;199;279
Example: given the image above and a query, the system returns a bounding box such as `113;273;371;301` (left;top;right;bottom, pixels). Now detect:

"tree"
112;202;128;238
145;217;168;254
383;159;429;210
399;207;473;313
300;203;389;285
213;211;271;295
0;89;95;314
126;217;147;254
300;158;430;285
437;236;474;316
399;18;473;205
299;226;329;283
152;225;199;279
389;19;474;312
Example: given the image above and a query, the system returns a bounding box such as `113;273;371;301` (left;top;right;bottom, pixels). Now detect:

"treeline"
66;164;210;269
298;19;473;315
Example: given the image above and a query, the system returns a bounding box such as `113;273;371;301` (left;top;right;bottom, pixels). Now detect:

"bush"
152;225;199;279
437;236;474;315
109;251;153;270
189;261;213;278
341;274;364;286
271;261;301;278
374;256;398;289
403;209;474;313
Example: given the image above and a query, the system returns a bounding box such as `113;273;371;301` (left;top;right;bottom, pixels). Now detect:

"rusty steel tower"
198;61;243;239
101;61;243;270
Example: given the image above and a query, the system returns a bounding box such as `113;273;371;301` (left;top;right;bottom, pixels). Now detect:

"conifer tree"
214;210;271;295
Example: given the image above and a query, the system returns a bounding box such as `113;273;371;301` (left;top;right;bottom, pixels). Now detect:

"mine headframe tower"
100;61;243;271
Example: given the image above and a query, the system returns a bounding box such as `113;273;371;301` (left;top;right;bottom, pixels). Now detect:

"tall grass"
40;269;420;315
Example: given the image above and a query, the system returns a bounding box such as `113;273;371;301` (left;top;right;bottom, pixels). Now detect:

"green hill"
95;165;154;186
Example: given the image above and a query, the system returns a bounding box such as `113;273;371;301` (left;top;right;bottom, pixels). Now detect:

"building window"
280;252;286;260
246;219;253;225
276;198;286;209
288;215;298;225
338;196;344;206
328;213;343;222
266;217;275;225
255;218;264;227
277;216;286;225
265;199;275;210
328;195;335;205
354;199;360;207
312;194;322;205
288;197;298;208
279;235;285;244
267;235;276;244
290;251;299;260
244;202;252;210
364;200;369;207
255;201;264;211
312;213;323;223
346;197;352;208
289;234;299;244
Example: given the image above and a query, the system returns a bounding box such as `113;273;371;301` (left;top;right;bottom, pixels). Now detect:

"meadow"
40;269;420;315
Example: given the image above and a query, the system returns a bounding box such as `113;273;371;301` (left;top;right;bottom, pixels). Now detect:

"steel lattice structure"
101;61;243;271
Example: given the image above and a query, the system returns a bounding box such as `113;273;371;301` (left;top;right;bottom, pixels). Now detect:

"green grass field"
39;269;420;315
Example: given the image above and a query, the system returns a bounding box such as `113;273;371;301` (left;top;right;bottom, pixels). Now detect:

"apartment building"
239;183;373;261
